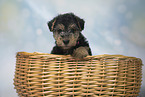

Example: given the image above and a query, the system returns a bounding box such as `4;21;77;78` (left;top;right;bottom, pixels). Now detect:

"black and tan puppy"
48;13;92;58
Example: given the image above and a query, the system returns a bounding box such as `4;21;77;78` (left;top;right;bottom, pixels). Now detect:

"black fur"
48;13;92;58
48;13;84;31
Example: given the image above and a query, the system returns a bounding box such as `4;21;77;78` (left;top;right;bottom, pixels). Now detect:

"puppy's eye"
71;29;76;33
57;29;62;33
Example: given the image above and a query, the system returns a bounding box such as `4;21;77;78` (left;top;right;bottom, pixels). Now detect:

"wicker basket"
14;52;142;97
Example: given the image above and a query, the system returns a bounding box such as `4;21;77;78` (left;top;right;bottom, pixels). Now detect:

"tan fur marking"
55;24;65;30
68;24;79;30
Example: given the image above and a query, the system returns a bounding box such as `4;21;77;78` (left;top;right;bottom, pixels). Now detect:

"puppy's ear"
75;16;85;31
47;18;57;32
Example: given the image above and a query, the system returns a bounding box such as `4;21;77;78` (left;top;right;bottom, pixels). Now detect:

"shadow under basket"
14;52;143;97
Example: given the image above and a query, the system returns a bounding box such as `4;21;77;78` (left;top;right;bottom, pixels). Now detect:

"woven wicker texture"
14;52;142;97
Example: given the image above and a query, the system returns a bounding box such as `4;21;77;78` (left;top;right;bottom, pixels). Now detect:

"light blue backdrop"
0;0;145;96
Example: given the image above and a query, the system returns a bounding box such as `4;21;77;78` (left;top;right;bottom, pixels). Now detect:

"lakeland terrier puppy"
48;13;92;59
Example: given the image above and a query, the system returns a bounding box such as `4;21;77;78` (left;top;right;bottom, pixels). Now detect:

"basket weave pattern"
14;52;142;97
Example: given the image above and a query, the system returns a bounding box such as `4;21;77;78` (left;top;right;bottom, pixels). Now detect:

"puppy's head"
48;13;85;49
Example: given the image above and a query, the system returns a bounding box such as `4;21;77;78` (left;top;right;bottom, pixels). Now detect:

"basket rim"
16;52;141;61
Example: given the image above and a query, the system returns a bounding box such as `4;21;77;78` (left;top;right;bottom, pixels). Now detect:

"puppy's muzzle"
60;32;70;45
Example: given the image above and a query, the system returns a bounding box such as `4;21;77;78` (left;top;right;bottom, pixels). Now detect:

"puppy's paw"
72;47;89;59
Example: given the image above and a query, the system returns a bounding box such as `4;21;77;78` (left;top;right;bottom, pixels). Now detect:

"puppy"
48;13;92;59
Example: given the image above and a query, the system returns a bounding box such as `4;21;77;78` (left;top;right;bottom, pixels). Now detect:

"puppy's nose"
63;40;69;45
